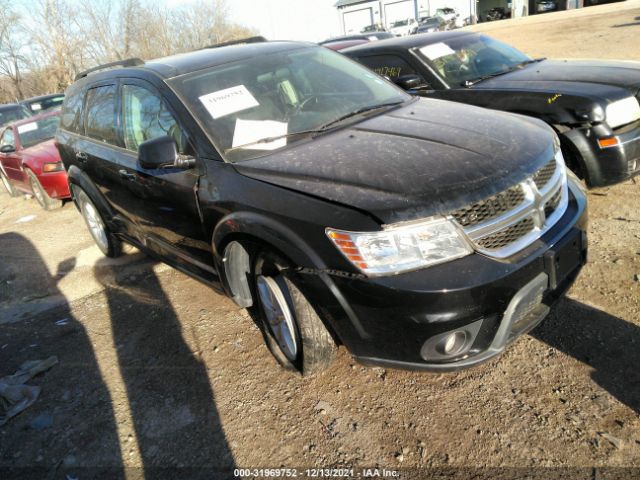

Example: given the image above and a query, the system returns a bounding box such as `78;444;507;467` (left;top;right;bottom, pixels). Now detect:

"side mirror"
394;74;428;91
0;144;15;154
138;135;180;170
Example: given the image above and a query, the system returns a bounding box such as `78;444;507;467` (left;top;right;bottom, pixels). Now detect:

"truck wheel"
1;171;19;197
253;250;336;376
74;187;122;258
27;170;63;210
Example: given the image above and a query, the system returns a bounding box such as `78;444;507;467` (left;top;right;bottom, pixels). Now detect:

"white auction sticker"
199;85;259;119
17;122;38;134
419;42;456;60
232;119;288;151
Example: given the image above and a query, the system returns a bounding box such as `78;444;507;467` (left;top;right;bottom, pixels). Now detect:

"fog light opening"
438;331;468;356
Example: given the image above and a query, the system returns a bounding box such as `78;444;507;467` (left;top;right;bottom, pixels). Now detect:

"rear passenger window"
357;55;417;80
61;89;84;133
84;85;117;144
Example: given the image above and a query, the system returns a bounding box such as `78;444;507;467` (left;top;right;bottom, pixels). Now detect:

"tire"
26;169;63;210
253;250;337;376
1;171;19;197
74;186;122;258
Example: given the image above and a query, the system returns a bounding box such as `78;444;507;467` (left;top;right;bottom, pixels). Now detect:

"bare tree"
0;0;27;100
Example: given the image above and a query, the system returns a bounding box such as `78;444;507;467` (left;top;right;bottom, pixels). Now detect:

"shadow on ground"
93;258;236;478
532;297;640;414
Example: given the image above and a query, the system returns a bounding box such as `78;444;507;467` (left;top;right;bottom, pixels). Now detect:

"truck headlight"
605;97;640;129
326;217;473;276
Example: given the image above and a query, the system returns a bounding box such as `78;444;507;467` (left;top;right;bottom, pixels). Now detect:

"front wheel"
253;250;337;376
74;187;122;258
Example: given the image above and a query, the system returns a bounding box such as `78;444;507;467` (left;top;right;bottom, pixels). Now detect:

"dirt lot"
1;4;640;479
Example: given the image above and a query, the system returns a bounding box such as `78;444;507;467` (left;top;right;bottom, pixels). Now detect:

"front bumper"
298;180;587;371
566;120;640;187
38;170;71;199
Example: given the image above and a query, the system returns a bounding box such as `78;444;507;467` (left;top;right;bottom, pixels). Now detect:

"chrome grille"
450;153;569;259
477;217;535;250
452;185;525;227
532;159;556;190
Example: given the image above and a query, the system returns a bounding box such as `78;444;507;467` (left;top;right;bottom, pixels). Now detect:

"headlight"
326;217;473;276
605;97;640;129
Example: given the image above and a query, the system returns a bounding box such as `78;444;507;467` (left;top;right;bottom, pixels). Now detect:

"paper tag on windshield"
232;119;288;150
199;85;259;119
31;103;42;111
17;122;38;134
419;42;455;60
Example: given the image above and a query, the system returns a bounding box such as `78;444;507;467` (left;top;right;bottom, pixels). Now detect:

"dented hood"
233;98;556;224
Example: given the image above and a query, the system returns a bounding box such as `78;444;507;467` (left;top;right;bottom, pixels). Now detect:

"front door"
113;80;213;271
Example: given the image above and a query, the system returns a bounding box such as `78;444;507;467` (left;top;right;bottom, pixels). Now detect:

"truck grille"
451;153;568;258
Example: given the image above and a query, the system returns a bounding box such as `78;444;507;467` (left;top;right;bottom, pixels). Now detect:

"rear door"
113;79;212;269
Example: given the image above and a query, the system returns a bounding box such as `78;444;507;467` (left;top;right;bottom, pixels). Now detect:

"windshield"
415;34;531;87
0;107;29;128
17;114;60;149
391;20;408;27
421;18;440;26
169;46;408;162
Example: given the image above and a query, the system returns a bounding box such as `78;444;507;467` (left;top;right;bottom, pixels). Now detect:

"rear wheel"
26;170;63;210
74;187;122;258
1;171;19;197
253;250;337;376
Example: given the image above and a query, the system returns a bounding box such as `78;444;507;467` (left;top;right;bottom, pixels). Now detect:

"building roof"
335;0;374;8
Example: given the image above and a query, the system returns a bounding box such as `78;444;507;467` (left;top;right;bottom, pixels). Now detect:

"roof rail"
75;58;144;81
202;36;267;50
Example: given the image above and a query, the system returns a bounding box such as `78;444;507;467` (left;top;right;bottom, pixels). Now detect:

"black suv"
56;39;587;375
343;31;640;187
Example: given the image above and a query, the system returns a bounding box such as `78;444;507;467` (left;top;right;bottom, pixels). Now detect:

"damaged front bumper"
297;179;588;372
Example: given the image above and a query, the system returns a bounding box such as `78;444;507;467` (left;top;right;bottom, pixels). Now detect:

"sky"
167;0;344;42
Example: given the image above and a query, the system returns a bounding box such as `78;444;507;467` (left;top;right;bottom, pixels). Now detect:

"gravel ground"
1;4;639;479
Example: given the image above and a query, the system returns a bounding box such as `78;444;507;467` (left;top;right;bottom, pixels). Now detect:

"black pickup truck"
56;39;587;375
343;31;640;187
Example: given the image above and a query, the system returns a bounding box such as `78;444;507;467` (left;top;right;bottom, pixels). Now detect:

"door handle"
118;169;136;181
75;151;88;163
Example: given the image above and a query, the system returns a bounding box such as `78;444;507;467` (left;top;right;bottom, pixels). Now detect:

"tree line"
0;0;255;103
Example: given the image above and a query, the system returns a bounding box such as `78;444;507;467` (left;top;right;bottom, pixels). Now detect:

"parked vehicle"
322;39;370;52
415;16;448;34
388;18;418;36
319;32;393;45
56;39;587;375
435;7;462;28
536;0;558;12
486;6;508;21
0;111;70;209
343;31;640;187
0;103;32;129
20;93;65;114
361;24;385;33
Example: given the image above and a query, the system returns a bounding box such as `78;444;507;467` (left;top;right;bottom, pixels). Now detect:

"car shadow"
531;297;640;414
93;259;236;478
0;232;124;479
611;16;640;27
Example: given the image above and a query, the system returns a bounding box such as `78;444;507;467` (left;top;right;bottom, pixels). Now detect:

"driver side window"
1;128;14;147
121;84;186;154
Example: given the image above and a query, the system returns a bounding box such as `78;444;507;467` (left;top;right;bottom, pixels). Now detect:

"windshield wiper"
463;57;546;87
224;101;405;153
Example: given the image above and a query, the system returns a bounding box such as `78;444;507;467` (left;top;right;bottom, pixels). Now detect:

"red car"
0;111;70;210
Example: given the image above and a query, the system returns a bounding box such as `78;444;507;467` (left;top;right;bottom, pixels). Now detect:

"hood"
475;59;640;97
234;99;556;224
21;139;61;166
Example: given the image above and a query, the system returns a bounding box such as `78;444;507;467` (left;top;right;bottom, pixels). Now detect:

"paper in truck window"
31;103;42;111
199;85;259;119
232;119;287;150
419;43;456;60
17;122;38;134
